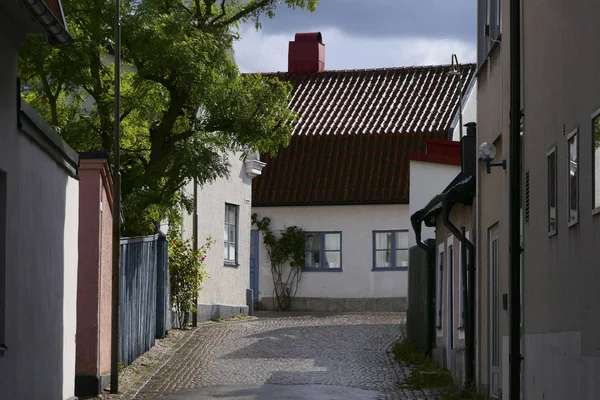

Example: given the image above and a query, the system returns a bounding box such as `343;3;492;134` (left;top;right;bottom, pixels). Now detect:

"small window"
0;170;6;352
567;129;578;225
436;247;444;329
547;147;557;235
372;230;409;270
224;204;238;265
592;112;600;211
304;232;342;270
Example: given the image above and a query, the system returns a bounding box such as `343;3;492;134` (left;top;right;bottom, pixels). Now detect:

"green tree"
19;0;318;235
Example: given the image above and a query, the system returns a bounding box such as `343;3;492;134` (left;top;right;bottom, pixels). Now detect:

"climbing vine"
252;213;307;311
167;207;214;328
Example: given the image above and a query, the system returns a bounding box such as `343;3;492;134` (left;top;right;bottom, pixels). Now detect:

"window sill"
223;262;239;268
568;218;578;228
0;344;7;354
303;268;343;272
372;267;408;272
593;207;600;216
548;229;557;238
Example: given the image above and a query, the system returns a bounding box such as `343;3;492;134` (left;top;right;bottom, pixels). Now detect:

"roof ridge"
244;62;477;76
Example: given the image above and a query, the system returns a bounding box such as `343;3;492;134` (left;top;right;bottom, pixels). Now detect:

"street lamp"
448;54;463;139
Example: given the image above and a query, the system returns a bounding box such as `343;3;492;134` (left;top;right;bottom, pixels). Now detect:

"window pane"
325;233;340;250
305;250;320;268
376;250;391;268
375;232;392;250
396;249;409;267
568;133;578;223
306;233;321;252
228;244;235;261
325;251;341;269
396;232;408;249
227;206;236;225
224;244;229;260
594;117;600;208
224;224;229;242
229;224;236;244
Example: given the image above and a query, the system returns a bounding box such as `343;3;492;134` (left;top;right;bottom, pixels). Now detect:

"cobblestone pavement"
101;312;439;400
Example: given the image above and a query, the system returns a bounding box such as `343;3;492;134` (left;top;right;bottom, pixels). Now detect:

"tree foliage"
252;213;306;311
19;0;318;235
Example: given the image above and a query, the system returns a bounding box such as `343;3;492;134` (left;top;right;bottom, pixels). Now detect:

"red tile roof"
42;0;64;23
253;131;449;206
260;64;475;136
252;63;476;206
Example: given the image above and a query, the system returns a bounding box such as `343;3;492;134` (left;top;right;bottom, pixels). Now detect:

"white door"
489;226;501;398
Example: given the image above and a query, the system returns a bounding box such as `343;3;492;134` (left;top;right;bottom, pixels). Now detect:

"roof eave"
21;0;73;45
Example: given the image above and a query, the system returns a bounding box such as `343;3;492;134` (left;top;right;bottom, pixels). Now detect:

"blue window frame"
224;203;238;265
304;232;342;270
372;230;409;270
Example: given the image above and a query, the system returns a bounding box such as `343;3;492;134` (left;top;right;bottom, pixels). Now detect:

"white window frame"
592;109;600;214
567;128;579;227
436;242;444;334
224;203;239;265
547;146;558;236
0;170;5;354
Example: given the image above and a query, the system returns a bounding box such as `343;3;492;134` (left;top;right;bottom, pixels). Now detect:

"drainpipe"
441;197;475;389
509;0;523;397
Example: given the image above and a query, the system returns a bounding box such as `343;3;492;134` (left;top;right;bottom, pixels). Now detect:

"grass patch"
392;340;487;400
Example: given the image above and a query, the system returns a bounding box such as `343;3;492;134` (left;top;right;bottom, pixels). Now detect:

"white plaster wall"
63;177;79;399
409;160;461;243
252;204;410;300
183;151;252;306
451;80;478;141
0;16;77;399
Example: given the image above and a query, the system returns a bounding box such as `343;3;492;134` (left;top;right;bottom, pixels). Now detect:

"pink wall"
76;158;113;379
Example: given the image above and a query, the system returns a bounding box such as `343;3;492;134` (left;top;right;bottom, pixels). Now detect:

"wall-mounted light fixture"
479;142;506;174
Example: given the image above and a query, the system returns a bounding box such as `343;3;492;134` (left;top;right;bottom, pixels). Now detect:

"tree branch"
211;0;273;28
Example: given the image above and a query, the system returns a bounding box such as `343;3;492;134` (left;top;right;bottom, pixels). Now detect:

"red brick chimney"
288;32;325;73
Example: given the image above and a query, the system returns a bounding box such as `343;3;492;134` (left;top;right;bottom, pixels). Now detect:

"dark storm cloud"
257;0;476;43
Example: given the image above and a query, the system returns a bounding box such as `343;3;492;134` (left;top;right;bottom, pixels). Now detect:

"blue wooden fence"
119;233;170;367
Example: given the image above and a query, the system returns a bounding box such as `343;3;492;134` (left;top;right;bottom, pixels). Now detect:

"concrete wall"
432;204;473;387
76;158;113;395
0;11;79;399
409;160;461;243
252;204;410;311
476;0;511;394
520;1;600;398
183;151;253;318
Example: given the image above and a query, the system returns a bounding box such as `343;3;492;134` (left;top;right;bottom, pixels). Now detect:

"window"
458;232;469;330
592;112;600;211
567;128;578;225
304;232;341;270
477;0;502;65
436;246;444;329
547;147;557;235
0;170;5;352
224;204;238;265
372;230;409;270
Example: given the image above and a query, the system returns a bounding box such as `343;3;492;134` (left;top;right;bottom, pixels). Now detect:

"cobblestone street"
111;312;438;400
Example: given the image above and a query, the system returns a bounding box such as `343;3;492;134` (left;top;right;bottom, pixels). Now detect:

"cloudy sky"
233;0;476;73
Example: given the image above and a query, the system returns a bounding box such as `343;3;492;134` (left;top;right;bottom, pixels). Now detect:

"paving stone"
95;312;440;400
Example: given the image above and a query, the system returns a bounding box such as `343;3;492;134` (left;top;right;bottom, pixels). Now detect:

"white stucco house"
0;1;80;399
182;149;265;320
250;32;476;312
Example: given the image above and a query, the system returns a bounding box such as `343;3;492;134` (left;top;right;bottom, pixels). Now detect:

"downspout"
441;197;475;389
509;0;523;397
